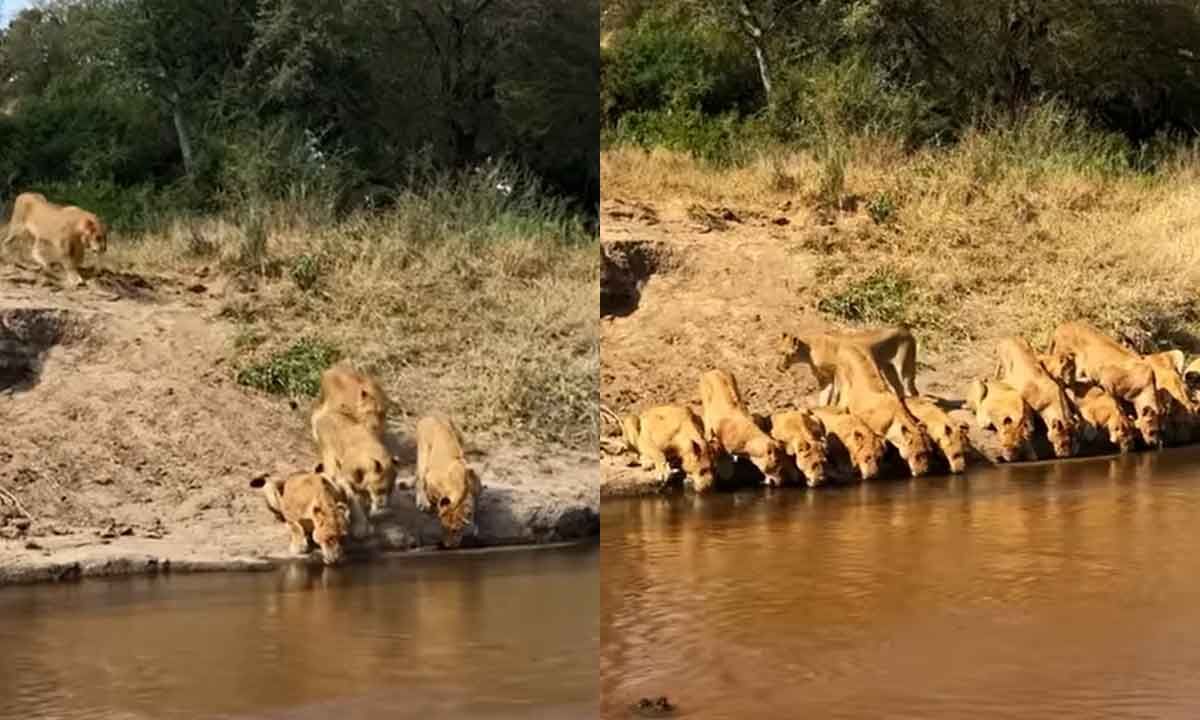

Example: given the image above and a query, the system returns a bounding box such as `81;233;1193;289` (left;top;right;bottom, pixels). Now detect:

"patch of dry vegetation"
602;128;1200;359
109;179;598;450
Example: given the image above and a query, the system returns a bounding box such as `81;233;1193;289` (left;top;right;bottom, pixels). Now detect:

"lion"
810;407;886;482
312;404;399;539
777;326;919;405
1070;383;1135;454
414;416;482;548
1050;321;1161;445
833;344;933;477
996;336;1078;458
965;379;1035;462
312;363;389;435
903;397;970;473
1036;351;1076;388
698;369;785;485
1144;350;1196;444
619;405;717;492
1185;357;1200;393
2;192;108;287
767;410;830;487
250;467;351;565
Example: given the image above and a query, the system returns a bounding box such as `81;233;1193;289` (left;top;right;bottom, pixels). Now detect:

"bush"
767;55;947;147
601;13;760;126
235;338;340;397
818;270;913;325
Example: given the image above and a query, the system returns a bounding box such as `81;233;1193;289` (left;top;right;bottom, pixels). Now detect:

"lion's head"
309;475;351;565
437;466;480;549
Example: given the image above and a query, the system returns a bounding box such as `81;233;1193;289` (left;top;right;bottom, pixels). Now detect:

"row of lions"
605;322;1200;492
250;363;482;564
2;192;108;287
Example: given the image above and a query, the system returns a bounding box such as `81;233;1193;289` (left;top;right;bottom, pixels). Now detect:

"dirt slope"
600;198;1001;494
0;265;597;585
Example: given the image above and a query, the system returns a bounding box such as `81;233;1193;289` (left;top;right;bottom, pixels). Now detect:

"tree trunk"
172;105;195;176
751;40;773;105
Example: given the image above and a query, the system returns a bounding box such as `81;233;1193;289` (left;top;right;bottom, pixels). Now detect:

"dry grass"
602;137;1200;358
110;197;598;450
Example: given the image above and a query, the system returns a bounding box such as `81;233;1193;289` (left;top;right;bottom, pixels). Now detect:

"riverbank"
0;265;597;586
599;143;1200;496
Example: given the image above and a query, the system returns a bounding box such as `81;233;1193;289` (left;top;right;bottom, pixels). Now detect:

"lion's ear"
361;388;369;399
314;463;325;474
373;459;383;473
392;456;401;465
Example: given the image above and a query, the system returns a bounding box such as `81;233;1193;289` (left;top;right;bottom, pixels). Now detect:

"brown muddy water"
0;544;598;720
601;448;1200;719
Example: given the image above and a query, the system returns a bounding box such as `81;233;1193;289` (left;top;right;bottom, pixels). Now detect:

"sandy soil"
0;265;597;586
600;197;1037;495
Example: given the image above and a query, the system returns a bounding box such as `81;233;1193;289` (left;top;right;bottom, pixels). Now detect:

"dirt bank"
0;266;597;586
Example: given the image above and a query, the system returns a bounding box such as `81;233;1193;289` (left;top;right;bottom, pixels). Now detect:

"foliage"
235;337;340;397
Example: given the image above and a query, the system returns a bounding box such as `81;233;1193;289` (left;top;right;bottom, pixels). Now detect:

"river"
601;448;1200;719
0;544;599;719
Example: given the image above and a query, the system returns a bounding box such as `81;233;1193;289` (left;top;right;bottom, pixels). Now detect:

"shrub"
818;270;913;324
235;338;340;397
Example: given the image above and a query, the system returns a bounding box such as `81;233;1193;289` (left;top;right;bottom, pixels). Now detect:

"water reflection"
0;545;599;720
602;448;1200;719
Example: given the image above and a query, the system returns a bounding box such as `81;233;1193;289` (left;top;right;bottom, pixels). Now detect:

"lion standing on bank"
2;192;108;286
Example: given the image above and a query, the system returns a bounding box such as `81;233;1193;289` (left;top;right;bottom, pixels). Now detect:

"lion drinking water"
250;468;352;565
414;415;482;548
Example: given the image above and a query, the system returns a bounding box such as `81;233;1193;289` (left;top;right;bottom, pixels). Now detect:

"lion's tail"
249;475;286;522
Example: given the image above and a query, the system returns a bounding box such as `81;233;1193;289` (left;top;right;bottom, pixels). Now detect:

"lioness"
903;397;970;473
250;467;351;565
414;416;482;548
312;363;389;435
996;336;1078;458
965;379;1035;462
777;326;919;405
620;405;716;492
1070;383;1135;454
312;406;399;539
699;369;784;485
810;407;886;481
834;344;933;477
2;192;108;286
1050;321;1161;446
768;410;830;487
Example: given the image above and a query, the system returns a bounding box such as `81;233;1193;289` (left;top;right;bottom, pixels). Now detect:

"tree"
105;0;257;175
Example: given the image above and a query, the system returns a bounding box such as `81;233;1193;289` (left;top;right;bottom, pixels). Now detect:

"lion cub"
996;336;1078;458
833;344;933;477
903;397;970;473
699;369;785;485
250;468;351;565
767;411;830;487
619;405;716;491
810;407;886;481
1144;350;1196;444
1050;321;1161;446
312;362;389;435
2;192;108;286
1070;383;1135;454
966;379;1034;462
313;413;398;541
415;416;483;548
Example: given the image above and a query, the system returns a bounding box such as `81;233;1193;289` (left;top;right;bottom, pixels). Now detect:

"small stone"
772;216;790;226
23;540;41;550
12;517;31;530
